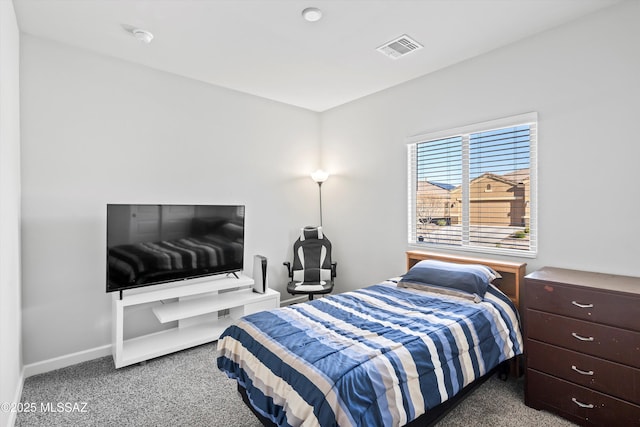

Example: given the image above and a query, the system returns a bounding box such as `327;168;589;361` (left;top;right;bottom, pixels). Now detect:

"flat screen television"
106;204;245;293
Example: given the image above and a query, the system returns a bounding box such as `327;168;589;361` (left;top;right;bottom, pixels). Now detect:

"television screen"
106;204;245;293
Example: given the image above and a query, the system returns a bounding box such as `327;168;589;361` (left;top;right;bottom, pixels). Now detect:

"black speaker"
253;255;267;294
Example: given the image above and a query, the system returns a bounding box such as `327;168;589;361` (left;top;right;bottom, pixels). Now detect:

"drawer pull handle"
571;301;594;309
571;332;594;342
572;398;594;409
571;365;594;376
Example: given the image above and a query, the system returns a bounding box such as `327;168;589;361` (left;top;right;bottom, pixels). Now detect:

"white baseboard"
19;295;312;381
20;295;314;381
4;368;24;427
280;295;307;306
23;344;112;378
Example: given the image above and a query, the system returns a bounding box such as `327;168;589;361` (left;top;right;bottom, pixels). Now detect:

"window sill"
408;242;537;259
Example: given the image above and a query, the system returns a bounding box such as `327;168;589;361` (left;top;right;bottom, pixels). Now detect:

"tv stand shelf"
152;288;277;323
112;274;279;368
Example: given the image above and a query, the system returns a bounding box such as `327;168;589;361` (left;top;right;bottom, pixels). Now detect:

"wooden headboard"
406;250;527;309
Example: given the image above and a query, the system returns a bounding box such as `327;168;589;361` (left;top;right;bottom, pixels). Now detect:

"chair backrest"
291;226;332;284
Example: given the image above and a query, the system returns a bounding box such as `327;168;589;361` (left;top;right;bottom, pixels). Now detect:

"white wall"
321;0;640;291
18;0;640;369
0;0;22;425
20;36;321;365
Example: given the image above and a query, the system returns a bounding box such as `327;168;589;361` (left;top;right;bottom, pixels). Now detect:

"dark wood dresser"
523;267;640;426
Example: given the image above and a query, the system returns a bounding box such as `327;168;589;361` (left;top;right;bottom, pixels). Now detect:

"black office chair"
283;226;336;300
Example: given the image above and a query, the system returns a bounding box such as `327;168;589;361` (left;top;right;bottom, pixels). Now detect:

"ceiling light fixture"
131;28;154;44
302;7;322;22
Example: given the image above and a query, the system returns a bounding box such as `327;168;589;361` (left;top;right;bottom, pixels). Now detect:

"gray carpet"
17;343;574;426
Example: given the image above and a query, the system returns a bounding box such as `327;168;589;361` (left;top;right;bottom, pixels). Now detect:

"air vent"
377;34;423;59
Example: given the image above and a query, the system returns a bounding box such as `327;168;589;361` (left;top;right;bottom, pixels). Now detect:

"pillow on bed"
398;259;501;302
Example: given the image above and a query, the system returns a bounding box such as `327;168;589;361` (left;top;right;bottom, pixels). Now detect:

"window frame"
407;112;538;258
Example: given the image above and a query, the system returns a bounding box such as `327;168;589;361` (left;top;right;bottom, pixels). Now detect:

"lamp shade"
311;169;329;183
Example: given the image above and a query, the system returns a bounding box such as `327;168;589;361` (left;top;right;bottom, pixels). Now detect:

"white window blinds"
408;113;537;257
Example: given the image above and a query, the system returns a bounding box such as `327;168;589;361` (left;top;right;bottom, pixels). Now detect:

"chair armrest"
283;261;292;278
331;262;337;278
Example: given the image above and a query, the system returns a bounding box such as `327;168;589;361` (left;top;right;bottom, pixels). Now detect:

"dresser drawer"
526;339;640;404
526;369;640;426
526;309;640;368
525;279;640;331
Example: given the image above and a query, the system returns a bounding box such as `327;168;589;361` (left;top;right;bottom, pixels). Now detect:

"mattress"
217;279;523;427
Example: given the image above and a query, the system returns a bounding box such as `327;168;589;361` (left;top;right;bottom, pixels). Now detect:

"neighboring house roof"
416;180;455;193
472;173;519;186
449;173;509;194
419;169;529;195
501;168;530;184
427;181;456;191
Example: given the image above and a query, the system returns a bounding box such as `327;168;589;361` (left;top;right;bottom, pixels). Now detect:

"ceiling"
13;0;621;112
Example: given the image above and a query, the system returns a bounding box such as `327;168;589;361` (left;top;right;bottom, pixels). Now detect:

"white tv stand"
112;274;279;368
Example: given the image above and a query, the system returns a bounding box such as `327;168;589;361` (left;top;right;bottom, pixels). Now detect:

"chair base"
287;281;333;301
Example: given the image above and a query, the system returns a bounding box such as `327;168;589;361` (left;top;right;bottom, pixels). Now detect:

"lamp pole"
317;181;324;227
311;170;329;228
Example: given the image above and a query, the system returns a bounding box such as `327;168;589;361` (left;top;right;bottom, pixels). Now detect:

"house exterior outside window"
407;112;537;257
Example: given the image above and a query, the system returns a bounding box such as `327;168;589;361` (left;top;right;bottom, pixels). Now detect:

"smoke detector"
131;28;154;44
377;34;423;59
302;7;322;22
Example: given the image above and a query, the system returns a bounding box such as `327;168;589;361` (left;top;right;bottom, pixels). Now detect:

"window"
407;113;537;257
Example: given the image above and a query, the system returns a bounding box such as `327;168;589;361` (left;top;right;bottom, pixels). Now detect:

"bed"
217;250;526;427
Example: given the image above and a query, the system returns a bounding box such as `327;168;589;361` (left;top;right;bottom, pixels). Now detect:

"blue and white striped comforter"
217;280;523;427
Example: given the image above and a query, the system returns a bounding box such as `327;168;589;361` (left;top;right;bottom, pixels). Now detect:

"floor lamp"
311;169;329;227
